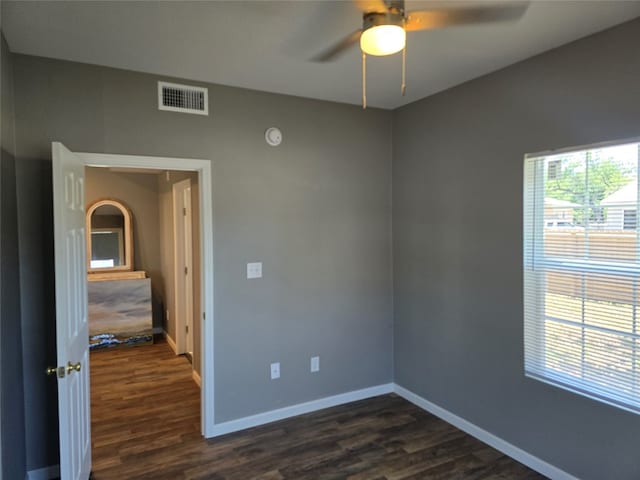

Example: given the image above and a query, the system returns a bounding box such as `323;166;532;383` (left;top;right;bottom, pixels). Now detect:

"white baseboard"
192;369;202;388
26;465;59;480
163;330;177;355
210;383;394;437
393;384;578;480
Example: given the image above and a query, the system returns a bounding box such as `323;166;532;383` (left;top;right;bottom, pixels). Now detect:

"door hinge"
183;207;187;216
184;266;188;275
186;325;189;333
202;312;206;321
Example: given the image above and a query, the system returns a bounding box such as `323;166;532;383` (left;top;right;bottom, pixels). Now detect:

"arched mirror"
86;199;133;273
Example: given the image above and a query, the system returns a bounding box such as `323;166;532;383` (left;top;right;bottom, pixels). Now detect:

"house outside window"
523;139;640;414
601;180;638;230
623;209;637;230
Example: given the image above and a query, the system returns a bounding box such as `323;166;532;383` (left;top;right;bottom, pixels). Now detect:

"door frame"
79;152;215;438
172;178;194;356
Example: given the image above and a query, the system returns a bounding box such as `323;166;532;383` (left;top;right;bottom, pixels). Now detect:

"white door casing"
77;151;215;437
173;178;194;356
52;142;92;480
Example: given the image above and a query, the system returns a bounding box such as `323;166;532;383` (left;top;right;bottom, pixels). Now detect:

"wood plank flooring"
90;340;546;479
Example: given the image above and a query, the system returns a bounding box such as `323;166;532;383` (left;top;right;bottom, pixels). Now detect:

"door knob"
66;361;81;374
47;366;65;378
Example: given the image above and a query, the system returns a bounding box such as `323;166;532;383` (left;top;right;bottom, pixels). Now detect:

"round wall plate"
265;127;282;146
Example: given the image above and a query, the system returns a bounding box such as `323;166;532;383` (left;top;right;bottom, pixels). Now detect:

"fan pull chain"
362;51;367;110
401;43;407;96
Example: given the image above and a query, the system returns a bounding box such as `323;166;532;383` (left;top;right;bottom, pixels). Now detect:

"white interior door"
52;142;91;480
173;178;194;356
183;187;194;356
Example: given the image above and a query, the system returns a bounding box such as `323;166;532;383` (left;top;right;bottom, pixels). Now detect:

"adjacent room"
84;166;203;474
1;1;640;480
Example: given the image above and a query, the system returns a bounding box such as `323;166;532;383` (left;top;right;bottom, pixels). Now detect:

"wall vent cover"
158;81;208;115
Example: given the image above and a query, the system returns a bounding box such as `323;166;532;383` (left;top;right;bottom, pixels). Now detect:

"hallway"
90;340;200;478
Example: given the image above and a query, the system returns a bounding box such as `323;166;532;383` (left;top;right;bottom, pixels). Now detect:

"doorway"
52;146;215;479
78;152;215;438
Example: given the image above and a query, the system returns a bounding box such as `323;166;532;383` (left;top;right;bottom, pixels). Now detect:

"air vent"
158;81;208;115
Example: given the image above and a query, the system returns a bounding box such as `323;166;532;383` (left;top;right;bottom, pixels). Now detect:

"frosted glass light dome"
360;25;406;56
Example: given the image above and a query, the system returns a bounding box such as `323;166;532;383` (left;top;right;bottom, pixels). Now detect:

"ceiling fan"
313;0;529;107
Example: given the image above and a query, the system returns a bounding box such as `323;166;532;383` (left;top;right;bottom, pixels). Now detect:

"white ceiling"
2;1;640;109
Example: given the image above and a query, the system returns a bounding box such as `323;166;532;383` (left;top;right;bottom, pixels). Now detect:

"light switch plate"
270;362;280;379
311;356;320;373
247;262;262;279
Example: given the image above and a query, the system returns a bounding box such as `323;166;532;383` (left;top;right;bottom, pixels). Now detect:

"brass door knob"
66;361;81;374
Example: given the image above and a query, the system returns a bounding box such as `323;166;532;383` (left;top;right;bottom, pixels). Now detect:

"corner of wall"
0;29;28;480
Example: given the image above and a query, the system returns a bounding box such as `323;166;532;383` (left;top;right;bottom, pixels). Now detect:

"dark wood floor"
90;341;545;480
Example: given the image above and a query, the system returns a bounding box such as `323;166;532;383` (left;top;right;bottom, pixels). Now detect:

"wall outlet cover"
247;262;263;279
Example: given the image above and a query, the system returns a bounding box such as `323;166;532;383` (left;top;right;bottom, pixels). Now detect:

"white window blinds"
524;140;640;414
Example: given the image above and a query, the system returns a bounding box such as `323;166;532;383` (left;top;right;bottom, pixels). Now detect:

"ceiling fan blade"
354;0;389;13
311;29;363;62
405;3;529;32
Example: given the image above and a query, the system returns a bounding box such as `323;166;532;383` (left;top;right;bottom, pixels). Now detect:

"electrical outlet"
247;262;263;279
311;356;320;373
270;362;280;379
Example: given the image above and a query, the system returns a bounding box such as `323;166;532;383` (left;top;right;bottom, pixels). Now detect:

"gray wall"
85;167;164;328
12;53;393;468
392;17;640;480
12;64;60;473
0;32;26;480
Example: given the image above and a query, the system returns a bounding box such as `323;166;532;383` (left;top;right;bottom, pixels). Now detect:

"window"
524;139;640;414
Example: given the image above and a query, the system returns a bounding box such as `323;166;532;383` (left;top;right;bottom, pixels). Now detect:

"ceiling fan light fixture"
360;24;406;56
